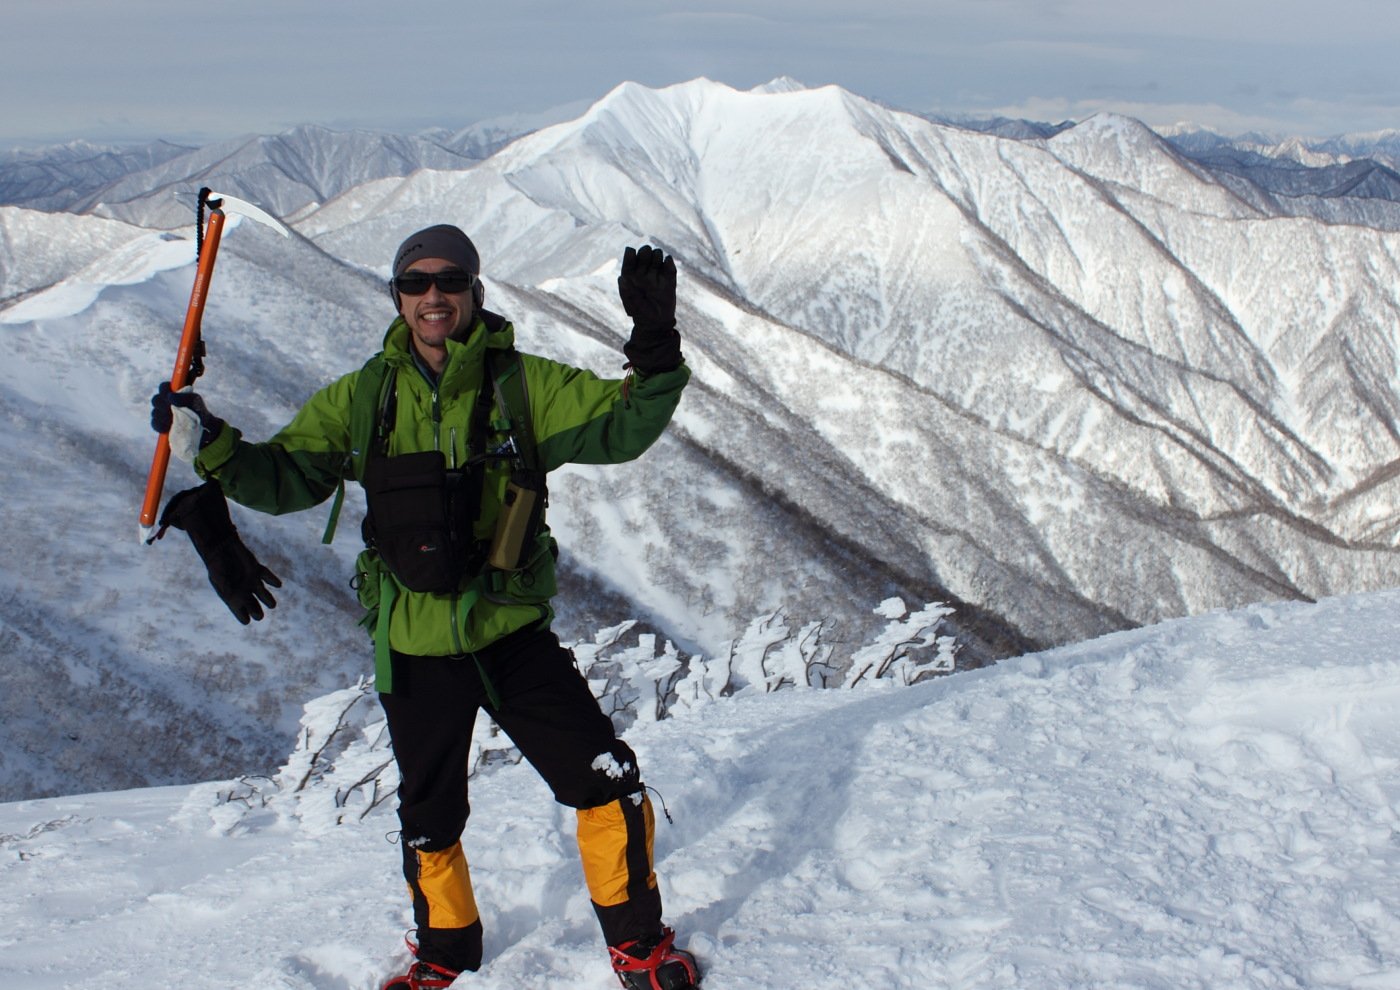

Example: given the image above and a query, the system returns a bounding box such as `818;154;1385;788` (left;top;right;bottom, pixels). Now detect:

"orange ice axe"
139;188;289;542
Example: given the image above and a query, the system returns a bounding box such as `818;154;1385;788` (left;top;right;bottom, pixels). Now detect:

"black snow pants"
378;625;663;973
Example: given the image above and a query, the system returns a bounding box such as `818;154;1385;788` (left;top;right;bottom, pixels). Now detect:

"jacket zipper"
430;383;465;652
424;370;471;654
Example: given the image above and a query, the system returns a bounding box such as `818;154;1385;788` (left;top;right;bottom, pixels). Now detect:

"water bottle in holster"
488;469;545;571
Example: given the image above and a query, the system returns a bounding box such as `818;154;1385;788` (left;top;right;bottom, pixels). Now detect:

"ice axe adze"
139;187;290;543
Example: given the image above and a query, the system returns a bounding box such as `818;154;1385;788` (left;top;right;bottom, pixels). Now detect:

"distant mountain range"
8;99;1399;228
3;78;1399;800
0;108;578;228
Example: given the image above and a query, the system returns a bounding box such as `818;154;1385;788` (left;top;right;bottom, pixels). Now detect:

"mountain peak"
751;76;808;95
1058;111;1169;146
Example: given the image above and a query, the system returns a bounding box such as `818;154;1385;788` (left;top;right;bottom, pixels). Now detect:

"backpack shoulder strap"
350;352;397;482
322;352;396;544
484;347;537;472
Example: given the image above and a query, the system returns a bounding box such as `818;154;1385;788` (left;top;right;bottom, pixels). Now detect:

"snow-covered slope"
300;80;1400;643
81;126;488;229
1163;123;1400;174
0;126;510;230
3;78;1400;800
0;139;193;212
0;207;160;302
1159;123;1400;227
3;589;1398;989
0;110;582;226
0;217;387;800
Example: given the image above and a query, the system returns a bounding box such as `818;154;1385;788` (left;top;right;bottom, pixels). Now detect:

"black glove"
618;245;683;374
157;482;282;624
151;382;225;461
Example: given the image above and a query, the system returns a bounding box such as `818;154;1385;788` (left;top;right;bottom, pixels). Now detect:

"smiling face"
399;257;476;371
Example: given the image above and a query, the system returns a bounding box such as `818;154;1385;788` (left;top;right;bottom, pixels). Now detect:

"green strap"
371;573;498;702
473;655;502;711
454;578;503;710
321;475;346;544
374;570;398;693
488;350;538;470
455;578;482;635
324;355;395;545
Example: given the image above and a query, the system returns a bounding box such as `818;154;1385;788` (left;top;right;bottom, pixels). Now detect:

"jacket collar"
380;310;516;393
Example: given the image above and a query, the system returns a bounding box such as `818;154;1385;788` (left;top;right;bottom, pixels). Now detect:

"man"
151;225;698;990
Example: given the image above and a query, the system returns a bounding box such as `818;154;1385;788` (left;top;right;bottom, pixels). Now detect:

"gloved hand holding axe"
144;188;289;624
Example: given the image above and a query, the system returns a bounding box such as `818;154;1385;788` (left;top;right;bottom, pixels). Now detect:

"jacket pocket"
494;533;558;605
352;548;385;634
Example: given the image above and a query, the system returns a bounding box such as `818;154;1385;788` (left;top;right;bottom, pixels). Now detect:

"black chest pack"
323;347;547;594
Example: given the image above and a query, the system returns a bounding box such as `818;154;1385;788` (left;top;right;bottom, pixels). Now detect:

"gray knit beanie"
392;224;480;277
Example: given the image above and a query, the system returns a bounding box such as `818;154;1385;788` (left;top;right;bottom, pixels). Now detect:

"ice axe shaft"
139;190;289;540
139;205;227;535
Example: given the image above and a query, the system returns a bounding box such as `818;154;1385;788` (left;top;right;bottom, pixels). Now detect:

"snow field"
5;590;1400;988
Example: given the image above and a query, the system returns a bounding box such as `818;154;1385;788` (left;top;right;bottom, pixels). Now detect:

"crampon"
608;927;700;990
381;934;460;990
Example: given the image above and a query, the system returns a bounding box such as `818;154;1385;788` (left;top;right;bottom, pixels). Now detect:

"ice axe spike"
138;188;288;542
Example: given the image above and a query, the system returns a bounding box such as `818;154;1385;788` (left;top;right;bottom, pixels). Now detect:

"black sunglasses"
393;270;476;295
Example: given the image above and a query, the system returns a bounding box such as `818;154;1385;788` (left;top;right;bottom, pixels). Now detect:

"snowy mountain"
0;139;194;211
3;78;1400;800
0;116;554;231
1154;124;1400;226
3;588;1398;989
1161;123;1400;173
416;98;596;161
927;112;1075;141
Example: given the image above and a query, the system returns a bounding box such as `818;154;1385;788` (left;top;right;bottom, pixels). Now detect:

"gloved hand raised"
151;381;225;462
618;245;683;374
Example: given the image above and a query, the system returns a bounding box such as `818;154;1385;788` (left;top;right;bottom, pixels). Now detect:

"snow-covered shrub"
573;621;688;725
214;597;957;831
845;598;958;686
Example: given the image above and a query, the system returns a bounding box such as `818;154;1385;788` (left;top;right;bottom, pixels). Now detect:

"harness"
323;345;543;542
323;344;548;692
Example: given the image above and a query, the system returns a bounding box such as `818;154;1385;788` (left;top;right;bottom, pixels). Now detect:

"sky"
4;0;1399;150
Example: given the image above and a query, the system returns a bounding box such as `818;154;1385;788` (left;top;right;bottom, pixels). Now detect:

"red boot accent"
380;959;458;990
382;935;459;990
608;927;700;990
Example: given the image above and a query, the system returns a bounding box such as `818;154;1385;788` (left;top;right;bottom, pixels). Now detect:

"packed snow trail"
3;590;1400;988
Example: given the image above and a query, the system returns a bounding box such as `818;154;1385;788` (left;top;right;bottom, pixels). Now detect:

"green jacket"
195;312;689;662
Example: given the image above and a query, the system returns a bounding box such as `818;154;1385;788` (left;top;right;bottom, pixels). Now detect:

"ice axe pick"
139;188;290;543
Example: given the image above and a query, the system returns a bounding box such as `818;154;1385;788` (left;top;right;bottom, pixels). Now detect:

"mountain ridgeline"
2;78;1399;799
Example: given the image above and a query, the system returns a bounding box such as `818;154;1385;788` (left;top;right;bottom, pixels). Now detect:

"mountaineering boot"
608;927;700;990
380;959;459;990
381;936;460;990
